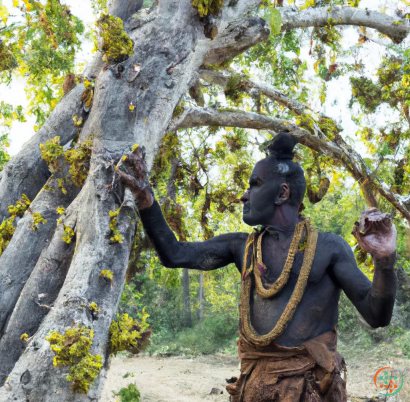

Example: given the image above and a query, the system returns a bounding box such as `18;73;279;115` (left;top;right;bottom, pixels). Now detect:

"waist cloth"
226;329;347;402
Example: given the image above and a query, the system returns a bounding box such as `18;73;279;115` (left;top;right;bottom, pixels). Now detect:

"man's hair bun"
268;132;297;160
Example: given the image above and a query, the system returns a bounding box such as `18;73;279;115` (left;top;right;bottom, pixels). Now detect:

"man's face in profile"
240;159;282;227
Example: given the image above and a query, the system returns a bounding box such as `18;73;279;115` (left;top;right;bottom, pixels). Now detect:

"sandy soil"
101;352;410;402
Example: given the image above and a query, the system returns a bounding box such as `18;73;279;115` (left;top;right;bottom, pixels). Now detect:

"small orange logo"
374;367;404;396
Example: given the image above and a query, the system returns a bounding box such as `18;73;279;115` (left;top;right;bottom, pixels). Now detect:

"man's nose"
240;190;249;204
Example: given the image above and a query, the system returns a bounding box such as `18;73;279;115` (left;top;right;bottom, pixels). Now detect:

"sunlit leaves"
0;0;84;127
0;4;9;24
262;2;282;36
94;14;133;64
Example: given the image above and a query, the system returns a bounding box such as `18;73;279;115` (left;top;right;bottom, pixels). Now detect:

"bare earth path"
102;352;410;402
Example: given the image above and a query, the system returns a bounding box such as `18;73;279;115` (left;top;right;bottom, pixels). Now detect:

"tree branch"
199;68;380;207
171;107;410;223
280;6;410;44
170;107;342;158
0;84;85;222
203;4;410;67
199;69;308;115
203;17;270;66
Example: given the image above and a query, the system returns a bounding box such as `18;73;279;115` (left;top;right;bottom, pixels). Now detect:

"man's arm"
116;146;247;271
139;199;247;271
331;210;397;328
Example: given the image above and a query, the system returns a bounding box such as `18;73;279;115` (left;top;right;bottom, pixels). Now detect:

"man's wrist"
373;251;397;269
135;187;154;210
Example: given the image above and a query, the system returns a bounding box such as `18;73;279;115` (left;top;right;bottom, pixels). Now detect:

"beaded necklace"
240;218;318;346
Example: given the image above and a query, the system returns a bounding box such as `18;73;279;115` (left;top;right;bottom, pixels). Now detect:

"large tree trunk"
0;0;408;400
0;85;85;222
0;0;264;400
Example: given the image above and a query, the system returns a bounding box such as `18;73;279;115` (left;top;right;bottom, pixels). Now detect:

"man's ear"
275;183;290;206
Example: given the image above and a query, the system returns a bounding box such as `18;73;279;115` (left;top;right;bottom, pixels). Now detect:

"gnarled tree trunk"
0;0;409;400
0;0;265;400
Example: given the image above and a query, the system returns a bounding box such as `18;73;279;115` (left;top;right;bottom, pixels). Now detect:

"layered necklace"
240;218;318;346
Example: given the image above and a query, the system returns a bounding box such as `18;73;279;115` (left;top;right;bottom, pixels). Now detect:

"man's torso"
234;231;342;347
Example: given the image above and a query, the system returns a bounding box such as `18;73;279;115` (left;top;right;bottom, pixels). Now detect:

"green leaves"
114;384;141;402
109;312;151;356
191;0;224;17
1;0;84;128
95;14;133;64
46;325;103;394
265;6;282;36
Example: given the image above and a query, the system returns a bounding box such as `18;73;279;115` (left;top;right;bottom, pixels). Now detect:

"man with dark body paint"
118;133;397;402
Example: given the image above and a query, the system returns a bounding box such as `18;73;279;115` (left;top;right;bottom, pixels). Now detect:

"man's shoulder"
212;232;249;247
316;231;351;255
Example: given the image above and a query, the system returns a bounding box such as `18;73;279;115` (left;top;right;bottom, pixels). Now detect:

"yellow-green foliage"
8;194;31;217
0;218;16;257
95;14;134;64
56;206;65;214
109;209;124;243
31;212;47;231
64;138;93;187
40;136;93;192
350;77;382;114
20;333;29;341
39;136;64;171
224;73;246;104
0;40;17;72
0;194;31;257
99;269;114;284
57;177;67;194
62;225;75;243
46;325;103;394
109;311;150;356
192;0;224;17
88;302;101;313
172;104;184;119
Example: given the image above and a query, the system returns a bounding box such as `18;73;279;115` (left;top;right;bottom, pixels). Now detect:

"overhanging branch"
170;107;343;158
204;5;410;67
171;106;410;222
203;17;270;66
280;6;410;44
199;69;308;115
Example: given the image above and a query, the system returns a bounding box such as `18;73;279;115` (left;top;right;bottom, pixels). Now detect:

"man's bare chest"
258;235;331;284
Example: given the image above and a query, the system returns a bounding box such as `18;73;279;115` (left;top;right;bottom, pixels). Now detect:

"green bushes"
114;384;140;402
147;312;238;355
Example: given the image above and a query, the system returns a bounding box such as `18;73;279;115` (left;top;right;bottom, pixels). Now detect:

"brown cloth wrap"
226;330;346;402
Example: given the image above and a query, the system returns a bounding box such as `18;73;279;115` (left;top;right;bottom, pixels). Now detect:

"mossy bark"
0;0;265;400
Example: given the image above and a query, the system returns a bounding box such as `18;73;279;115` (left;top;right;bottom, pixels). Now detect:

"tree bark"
0;168;81;336
0;85;85;222
0;0;265;399
0;217;77;385
280;6;410;44
0;0;409;400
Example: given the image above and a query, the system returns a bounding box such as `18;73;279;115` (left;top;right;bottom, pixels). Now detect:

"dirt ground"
101;352;410;402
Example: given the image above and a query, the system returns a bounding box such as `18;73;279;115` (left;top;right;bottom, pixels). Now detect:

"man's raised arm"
116;147;246;272
139;199;246;270
332;209;397;328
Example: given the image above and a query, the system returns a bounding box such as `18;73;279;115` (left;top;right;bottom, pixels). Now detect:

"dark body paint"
140;202;396;347
137;143;396;348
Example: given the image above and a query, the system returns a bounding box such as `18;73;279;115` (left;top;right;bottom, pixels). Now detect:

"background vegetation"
1;0;410;371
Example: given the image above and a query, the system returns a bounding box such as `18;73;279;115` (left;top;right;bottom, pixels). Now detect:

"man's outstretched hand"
352;208;397;260
116;147;154;210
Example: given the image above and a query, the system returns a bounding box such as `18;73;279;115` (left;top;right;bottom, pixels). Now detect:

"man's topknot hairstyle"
267;132;306;206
